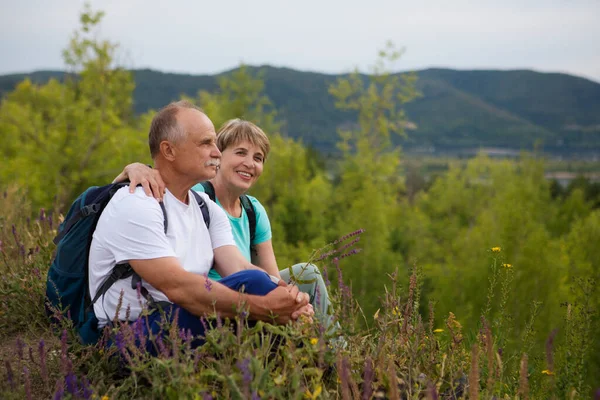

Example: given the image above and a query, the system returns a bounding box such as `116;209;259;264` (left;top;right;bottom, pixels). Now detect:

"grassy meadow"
1;7;599;398
0;176;598;399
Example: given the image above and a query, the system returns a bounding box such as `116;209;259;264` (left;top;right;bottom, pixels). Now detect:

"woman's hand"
113;163;165;201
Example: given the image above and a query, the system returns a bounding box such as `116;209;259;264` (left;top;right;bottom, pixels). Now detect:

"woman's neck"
210;177;246;217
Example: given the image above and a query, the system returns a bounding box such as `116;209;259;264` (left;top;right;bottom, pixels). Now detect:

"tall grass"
0;186;597;399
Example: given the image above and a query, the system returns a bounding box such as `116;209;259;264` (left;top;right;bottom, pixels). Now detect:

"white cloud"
0;0;598;81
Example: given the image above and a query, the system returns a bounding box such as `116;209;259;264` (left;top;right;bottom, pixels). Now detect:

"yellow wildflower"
502;263;512;268
491;247;501;253
310;337;319;345
101;396;110;400
304;385;323;399
541;370;555;376
392;306;399;316
433;329;444;333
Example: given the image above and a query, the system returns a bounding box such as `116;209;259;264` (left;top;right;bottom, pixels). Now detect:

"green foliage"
0;6;148;211
0;187;57;336
192;65;280;134
326;42;419;305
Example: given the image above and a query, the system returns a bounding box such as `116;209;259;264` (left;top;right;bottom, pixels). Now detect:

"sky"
1;0;599;82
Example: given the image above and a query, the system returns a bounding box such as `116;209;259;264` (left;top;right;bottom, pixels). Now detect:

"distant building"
544;172;600;187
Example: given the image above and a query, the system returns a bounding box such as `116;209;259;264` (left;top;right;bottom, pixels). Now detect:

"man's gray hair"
148;100;203;158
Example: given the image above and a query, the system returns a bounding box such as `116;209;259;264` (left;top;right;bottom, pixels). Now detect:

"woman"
115;119;338;335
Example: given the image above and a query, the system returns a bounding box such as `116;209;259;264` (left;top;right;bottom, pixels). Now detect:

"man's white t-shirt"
88;187;235;328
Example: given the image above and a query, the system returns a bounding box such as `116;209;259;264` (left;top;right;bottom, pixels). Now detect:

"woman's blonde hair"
217;119;271;160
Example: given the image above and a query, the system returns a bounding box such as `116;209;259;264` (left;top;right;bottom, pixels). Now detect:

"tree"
0;5;147;211
192;65;280;134
327;42;420;307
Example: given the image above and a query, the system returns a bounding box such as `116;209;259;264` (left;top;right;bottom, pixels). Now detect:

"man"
88;101;312;353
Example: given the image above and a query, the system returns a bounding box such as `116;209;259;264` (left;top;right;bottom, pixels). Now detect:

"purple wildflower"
115;332;126;355
39;208;46;221
60;330;69;374
202;392;213;400
204;272;213;292
322;264;330;286
65;372;77;395
194;349;204;370
334;228;365;245
81;377;93;400
251;390;261;400
237;358;252;386
427;382;439;400
315;286;321;309
12;224;18;244
133;319;143;340
315;248;339;262
179;328;188;342
5;360;15;390
340;248;362;259
156;335;168;358
24;366;32;400
362;357;374;400
185;329;193;348
53;386;64;400
338;236;361;253
39;339;48;383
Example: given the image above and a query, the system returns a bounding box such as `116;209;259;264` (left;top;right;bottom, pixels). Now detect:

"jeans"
134;269;277;355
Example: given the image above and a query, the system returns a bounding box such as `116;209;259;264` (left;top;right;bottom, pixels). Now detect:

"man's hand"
113;163;165;201
257;286;312;325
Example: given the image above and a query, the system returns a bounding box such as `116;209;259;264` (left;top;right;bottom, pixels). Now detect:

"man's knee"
221;270;276;296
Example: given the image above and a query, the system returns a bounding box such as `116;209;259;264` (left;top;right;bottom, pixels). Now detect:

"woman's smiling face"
219;140;265;191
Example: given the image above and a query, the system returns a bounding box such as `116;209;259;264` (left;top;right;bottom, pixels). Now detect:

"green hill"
1;67;599;154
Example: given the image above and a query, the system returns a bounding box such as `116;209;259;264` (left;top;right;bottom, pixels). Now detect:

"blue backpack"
45;183;210;345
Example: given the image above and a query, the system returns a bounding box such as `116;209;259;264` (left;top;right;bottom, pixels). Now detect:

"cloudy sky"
1;0;599;82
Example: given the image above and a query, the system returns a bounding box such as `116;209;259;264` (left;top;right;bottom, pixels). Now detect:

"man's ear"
160;140;176;161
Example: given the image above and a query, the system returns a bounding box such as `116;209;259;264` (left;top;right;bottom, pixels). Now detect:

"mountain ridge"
1;66;599;155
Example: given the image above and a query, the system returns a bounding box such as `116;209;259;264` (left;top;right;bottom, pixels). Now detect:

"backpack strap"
53;204;101;245
200;181;216;202
239;195;256;246
191;190;211;229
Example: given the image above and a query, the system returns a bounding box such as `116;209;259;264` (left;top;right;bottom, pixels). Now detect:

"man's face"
172;108;221;182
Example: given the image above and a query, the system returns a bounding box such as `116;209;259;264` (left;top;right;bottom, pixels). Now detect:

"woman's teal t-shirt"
192;183;272;280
